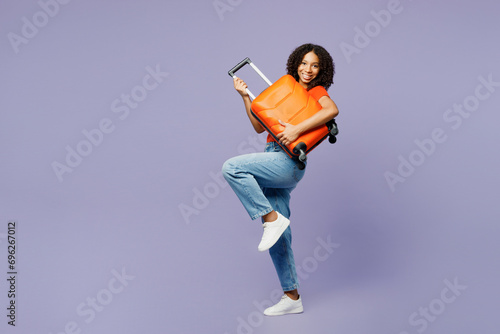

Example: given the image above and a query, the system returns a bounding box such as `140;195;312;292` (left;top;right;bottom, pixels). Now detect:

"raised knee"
222;159;235;180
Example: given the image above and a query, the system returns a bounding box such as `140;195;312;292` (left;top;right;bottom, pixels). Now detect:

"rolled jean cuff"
281;283;299;292
251;208;274;220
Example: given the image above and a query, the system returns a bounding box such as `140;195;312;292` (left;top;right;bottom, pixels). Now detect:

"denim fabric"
222;141;305;291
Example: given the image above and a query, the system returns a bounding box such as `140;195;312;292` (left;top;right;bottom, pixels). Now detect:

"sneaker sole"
264;307;304;316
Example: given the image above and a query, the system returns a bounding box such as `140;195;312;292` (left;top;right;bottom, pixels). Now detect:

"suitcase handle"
228;57;252;78
228;58;274;99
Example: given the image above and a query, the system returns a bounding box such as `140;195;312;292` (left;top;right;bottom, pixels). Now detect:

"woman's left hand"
277;120;301;146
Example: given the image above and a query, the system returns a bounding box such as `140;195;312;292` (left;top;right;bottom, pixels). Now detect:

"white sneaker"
264;295;304;316
257;212;290;252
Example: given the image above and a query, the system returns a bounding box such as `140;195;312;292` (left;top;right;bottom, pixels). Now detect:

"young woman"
222;43;339;316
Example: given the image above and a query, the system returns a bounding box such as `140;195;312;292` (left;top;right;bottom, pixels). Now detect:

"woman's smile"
297;51;320;88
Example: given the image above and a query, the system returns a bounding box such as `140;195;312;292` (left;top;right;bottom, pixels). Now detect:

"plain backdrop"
1;0;499;333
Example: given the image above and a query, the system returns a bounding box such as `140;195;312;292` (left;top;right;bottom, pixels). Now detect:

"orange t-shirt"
266;85;330;143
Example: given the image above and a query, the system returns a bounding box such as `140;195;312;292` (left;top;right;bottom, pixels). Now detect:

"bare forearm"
242;95;265;133
296;106;338;134
234;77;265;133
276;97;339;146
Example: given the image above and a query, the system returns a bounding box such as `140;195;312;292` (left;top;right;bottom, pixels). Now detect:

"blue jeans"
222;141;306;291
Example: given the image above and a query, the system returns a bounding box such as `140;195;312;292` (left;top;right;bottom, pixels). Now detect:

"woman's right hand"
233;77;249;97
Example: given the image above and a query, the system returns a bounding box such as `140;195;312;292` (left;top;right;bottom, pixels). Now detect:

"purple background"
1;0;499;333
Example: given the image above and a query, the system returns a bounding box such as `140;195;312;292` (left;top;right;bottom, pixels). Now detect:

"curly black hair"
286;43;335;90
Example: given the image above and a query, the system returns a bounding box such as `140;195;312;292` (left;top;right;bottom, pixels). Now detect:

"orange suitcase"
228;57;338;169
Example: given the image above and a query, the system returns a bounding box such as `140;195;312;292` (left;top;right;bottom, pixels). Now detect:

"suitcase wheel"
329;126;339;136
298;151;307;162
293;142;308;164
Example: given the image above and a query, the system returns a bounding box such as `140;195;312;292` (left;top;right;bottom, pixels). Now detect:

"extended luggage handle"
228;57;273;100
227;57;251;77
